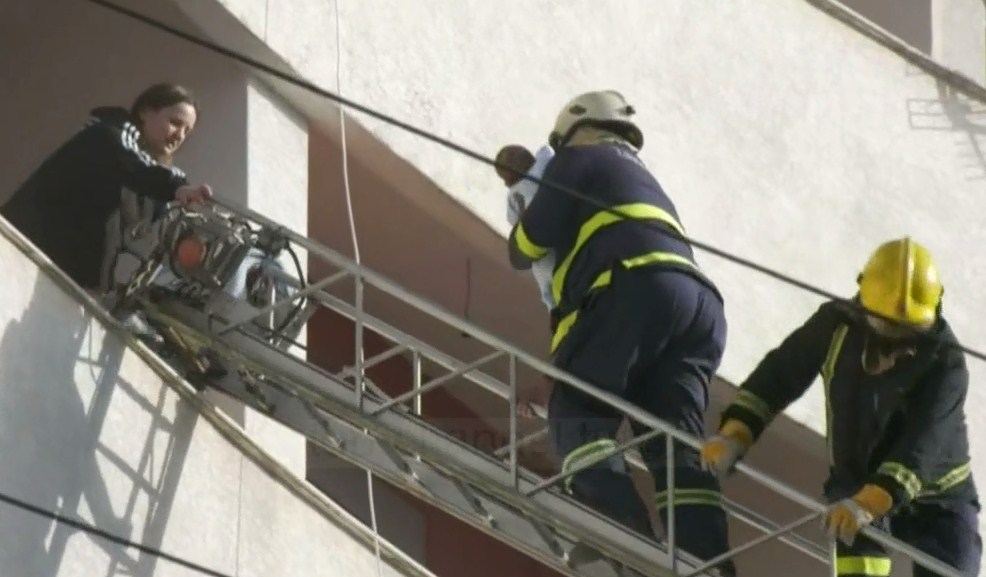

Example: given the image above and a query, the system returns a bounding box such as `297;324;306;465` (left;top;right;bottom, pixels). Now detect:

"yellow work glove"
700;420;754;477
824;484;893;546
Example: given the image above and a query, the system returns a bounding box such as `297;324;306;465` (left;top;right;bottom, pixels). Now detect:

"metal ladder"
129;200;964;577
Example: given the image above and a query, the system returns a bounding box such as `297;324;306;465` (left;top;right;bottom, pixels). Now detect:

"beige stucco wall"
0;1;433;575
207;0;986;437
0;0;316;479
0;210;429;577
838;0;985;84
6;0;985;572
210;0;986;539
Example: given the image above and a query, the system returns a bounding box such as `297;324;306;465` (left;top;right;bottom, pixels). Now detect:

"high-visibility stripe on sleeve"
731;390;773;423
876;462;923;500
514;223;549;260
922;462;972;496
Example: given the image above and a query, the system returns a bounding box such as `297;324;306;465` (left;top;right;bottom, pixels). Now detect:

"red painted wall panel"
306;308;565;577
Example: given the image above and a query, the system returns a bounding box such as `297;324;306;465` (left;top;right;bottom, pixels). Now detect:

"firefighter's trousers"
547;265;734;575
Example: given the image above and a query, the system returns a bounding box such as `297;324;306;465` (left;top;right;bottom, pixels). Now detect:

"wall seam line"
236;452;244;576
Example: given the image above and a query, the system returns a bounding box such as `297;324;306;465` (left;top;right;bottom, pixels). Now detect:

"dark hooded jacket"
721;299;977;511
1;107;187;289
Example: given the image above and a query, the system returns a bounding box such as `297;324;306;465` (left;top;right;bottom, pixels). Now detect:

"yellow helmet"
857;237;943;328
548;90;643;150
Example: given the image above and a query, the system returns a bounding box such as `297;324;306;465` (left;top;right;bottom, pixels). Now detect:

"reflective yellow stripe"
587;252;696;292
836;556;892;576
818;326;966;502
548;250;699;354
654;489;723;510
876;462;923;500
550;203;687;305
820;324;849;466
561;439;618;492
514;223;548;259
930;462;972;494
916;462;971;500
731;390;773;423
551;309;580;354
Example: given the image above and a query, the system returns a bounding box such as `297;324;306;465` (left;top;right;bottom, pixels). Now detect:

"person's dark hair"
495;144;536;186
129;83;197;127
495;145;535;168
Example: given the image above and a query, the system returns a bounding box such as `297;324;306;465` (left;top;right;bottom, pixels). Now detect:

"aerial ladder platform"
90;199;963;577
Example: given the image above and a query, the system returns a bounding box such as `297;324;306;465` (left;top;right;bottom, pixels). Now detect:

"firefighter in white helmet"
508;90;735;575
702;238;981;577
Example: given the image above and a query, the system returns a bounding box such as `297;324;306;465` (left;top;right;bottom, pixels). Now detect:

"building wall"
306;310;563;577
0;0;316;478
301;123;838;575
0;0;439;570
304;307;838;577
819;0;984;83
239;77;310;477
7;0;984;574
0;0;244;207
839;0;933;54
208;0;986;550
0;205;428;576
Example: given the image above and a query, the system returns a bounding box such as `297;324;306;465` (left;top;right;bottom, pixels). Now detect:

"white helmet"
548;90;643;150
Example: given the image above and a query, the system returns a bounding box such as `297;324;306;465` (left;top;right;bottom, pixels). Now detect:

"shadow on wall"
840;0;932;53
0;273;198;576
907;80;986;181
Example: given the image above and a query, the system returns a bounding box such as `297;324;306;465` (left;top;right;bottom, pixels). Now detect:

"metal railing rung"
184;199;967;577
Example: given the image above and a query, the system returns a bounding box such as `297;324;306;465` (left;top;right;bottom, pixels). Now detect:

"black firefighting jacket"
1;107;187;290
721;299;977;511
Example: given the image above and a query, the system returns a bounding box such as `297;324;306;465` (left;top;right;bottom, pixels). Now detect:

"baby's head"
494;145;536;187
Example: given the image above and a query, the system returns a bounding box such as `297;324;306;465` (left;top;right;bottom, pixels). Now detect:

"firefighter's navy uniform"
703;238;981;577
508;91;734;575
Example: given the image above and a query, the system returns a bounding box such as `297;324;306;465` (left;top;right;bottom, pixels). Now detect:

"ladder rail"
143;299;695;577
212;199;964;577
279;270;831;563
0;215;443;577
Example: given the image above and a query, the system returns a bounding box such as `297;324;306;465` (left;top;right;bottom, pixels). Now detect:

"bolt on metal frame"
191;199;964;577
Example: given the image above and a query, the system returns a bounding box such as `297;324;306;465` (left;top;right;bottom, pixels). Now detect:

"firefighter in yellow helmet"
701;237;981;577
508;91;735;575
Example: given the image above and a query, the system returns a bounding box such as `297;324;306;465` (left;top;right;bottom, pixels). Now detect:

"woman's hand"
175;183;213;207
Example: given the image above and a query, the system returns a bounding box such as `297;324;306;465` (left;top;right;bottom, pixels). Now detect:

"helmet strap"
555;120;641;150
861;334;917;375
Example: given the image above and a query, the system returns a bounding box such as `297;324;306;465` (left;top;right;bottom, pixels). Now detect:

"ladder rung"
146;299;712;577
129;200;967;577
450;477;494;523
206;361;650;576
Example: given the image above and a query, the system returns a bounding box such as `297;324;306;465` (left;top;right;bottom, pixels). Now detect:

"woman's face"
139;102;197;162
